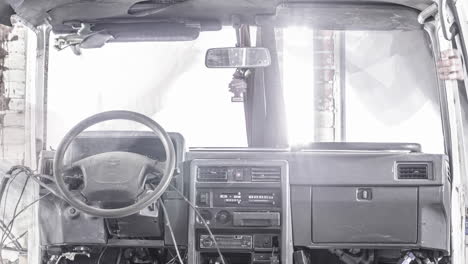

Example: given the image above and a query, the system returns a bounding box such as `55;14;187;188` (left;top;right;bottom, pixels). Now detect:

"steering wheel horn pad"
72;151;155;204
53;110;176;218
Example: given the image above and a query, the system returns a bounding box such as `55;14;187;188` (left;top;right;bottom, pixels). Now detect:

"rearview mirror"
205;47;271;68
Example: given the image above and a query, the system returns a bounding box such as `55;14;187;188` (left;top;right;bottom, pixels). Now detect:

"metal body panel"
6;0;433;29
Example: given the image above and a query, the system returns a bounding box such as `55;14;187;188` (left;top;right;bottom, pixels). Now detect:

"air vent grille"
397;163;428;179
198;167;228;181
251;167;281;182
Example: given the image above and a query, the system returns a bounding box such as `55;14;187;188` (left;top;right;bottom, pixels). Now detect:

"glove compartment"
312;186;418;243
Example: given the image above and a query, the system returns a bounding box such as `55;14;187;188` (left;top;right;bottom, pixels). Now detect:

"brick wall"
0;23;30;264
313;31;339;142
0;24;26;165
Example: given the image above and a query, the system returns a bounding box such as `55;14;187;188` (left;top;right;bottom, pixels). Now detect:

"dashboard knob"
215;210;231;224
201;237;214;248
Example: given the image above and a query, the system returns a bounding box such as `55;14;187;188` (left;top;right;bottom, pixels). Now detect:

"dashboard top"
59;131;446;187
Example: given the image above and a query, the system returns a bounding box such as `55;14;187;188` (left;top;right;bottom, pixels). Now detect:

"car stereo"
187;159;293;264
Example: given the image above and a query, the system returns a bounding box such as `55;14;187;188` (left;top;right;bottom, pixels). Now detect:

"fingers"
437;63;461;74
440;49;459;59
439;71;464;80
437;57;461;67
437;49;464;81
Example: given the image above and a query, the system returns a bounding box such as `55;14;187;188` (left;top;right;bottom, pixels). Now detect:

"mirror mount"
205;47;271;68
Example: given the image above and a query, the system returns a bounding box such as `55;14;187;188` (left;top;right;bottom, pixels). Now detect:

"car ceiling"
7;0;432;32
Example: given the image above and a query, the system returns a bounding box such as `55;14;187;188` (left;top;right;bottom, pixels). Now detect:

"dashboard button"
198;192;210;206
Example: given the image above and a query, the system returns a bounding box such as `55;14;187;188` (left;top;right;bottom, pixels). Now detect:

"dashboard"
38;132;450;264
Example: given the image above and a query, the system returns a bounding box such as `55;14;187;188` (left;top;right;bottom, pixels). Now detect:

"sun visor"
54;20;222;50
90;22;202;42
256;3;422;31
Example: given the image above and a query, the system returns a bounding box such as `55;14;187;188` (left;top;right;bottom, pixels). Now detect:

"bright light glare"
283;27;315;146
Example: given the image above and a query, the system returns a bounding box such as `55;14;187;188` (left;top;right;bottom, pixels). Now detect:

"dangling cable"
159;200;184;264
168;185;226;264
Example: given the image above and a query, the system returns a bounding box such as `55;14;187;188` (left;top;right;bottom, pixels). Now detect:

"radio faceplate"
197;188;281;208
195;187;282;228
198;234;280;250
199;235;253;249
196;208;281;228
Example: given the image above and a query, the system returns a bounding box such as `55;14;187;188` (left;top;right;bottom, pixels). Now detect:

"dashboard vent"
198;167;228;181
251;167;281;182
397;163;428;179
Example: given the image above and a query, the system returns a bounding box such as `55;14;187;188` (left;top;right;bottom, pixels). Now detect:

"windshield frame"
31;3;451;156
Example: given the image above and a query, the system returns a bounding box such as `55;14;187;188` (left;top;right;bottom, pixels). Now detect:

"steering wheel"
53;110;176;218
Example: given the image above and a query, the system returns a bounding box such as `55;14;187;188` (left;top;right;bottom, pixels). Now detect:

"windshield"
279;27;443;153
47;28;248;148
47;26;444;153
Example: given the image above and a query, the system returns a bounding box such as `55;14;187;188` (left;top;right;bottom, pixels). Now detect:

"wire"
6;166;59;196
115;248;122;264
0;171;19;264
0;166;59;263
1;245;26;254
166;255;177;264
0;219;22;250
168;185;226;264
6;166;33;175
0;165;59;252
10;192;50;224
1;171;20;225
1;165;35;228
1;241;20;254
97;247;108;264
0;174;12;212
0;172;30;264
35;174;55;182
159;199;184;264
5;230;26;247
6;166;62;200
28;175;63;199
10;176;30;224
0;192;51;247
0;176;30;246
0;191;50;264
0;171;18;257
54;255;64;264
